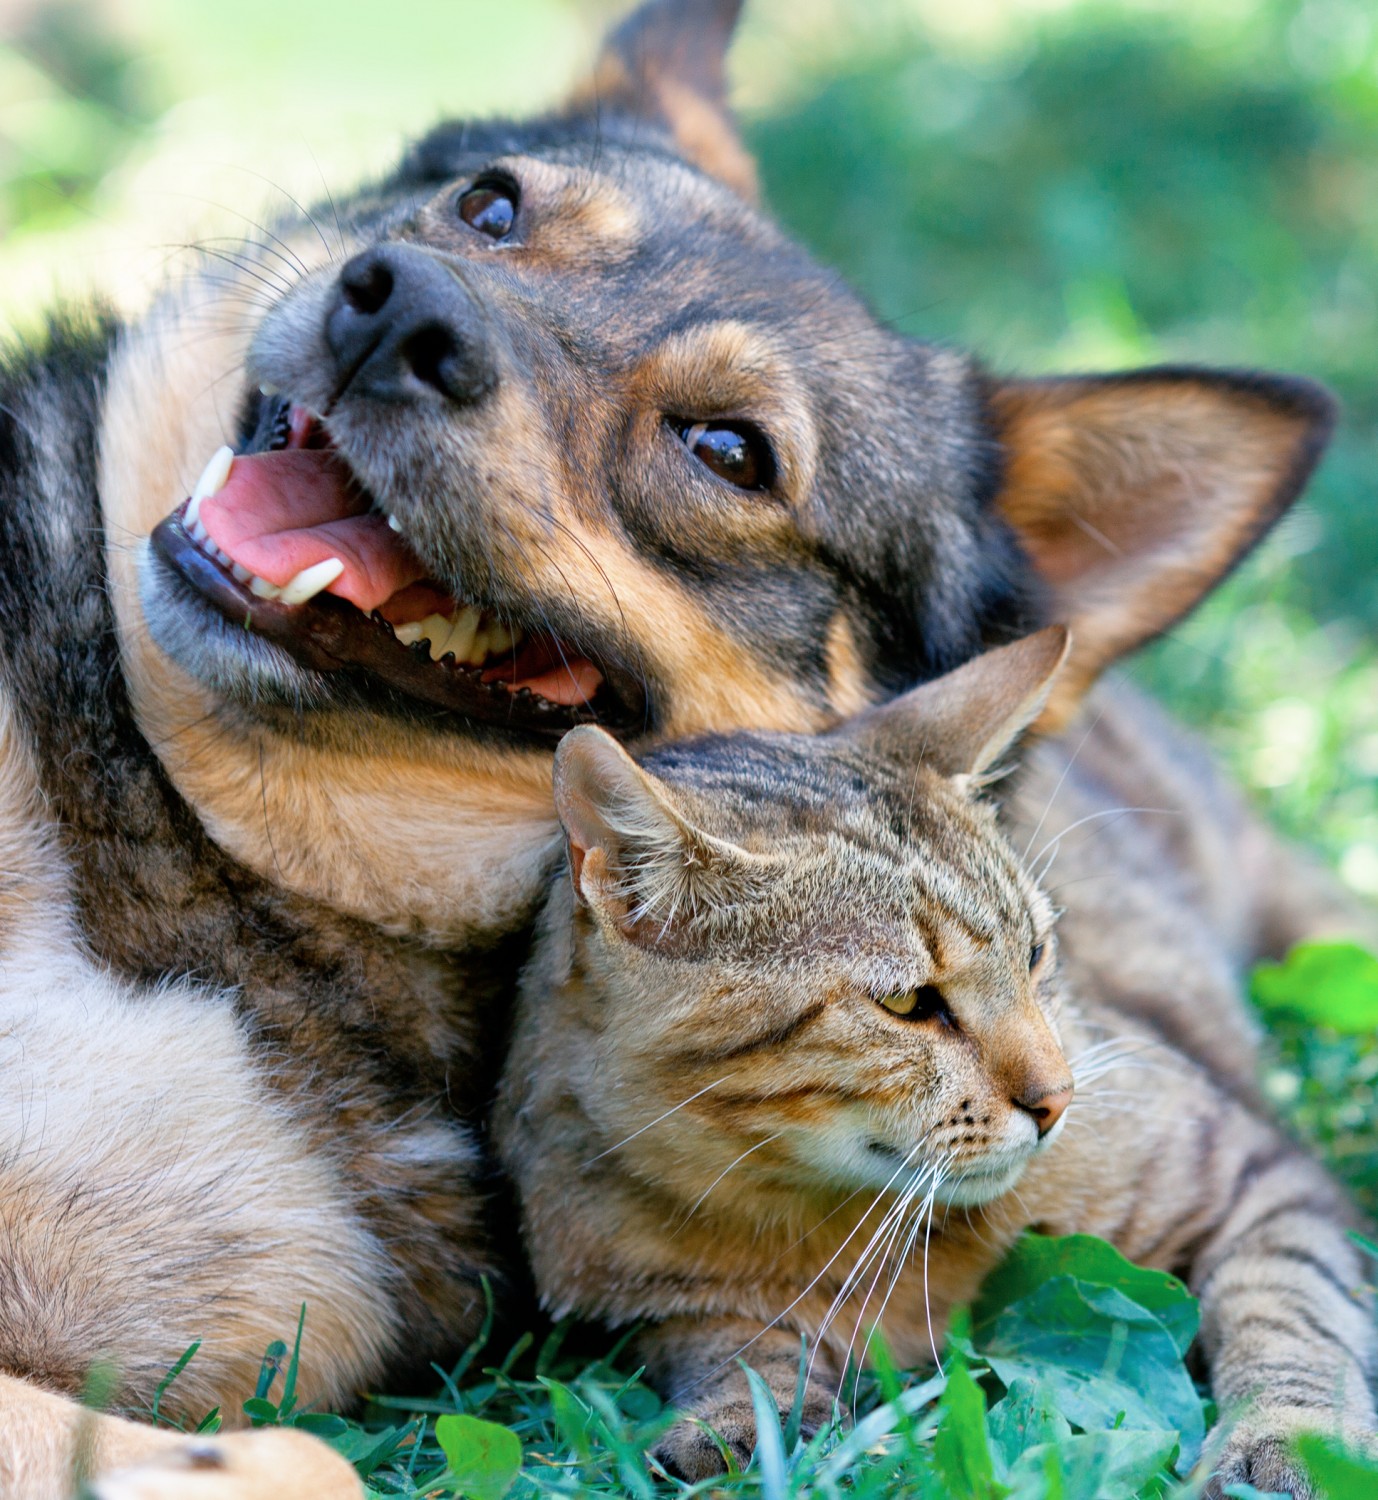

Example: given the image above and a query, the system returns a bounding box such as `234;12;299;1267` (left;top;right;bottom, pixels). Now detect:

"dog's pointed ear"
570;0;757;200
840;627;1070;780
553;724;760;944
987;367;1333;731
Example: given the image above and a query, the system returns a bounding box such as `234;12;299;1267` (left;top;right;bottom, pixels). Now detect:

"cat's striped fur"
496;632;1376;1497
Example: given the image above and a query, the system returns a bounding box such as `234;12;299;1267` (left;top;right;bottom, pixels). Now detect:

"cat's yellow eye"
880;990;919;1016
875;985;950;1023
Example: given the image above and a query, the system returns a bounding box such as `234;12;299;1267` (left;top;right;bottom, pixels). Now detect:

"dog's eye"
1029;941;1046;972
457;180;517;240
877;985;953;1025
674;420;775;491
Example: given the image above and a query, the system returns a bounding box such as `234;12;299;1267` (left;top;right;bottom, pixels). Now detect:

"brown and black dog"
0;0;1347;1495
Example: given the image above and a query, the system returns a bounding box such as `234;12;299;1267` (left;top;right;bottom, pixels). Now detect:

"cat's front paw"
1206;1409;1374;1500
652;1388;837;1481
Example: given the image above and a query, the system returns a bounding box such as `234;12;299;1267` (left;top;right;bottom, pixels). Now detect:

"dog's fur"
0;0;1358;1493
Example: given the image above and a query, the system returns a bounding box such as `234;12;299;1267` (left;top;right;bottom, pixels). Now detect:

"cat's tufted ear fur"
553;724;760;941
988;367;1333;730
567;0;757;200
842;626;1071;780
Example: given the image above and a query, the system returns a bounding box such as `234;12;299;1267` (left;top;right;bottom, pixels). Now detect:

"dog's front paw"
1206;1410;1374;1500
88;1427;363;1500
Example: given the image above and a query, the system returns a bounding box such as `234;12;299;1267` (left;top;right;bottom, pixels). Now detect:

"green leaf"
932;1354;1008;1500
1296;1433;1378;1499
975;1233;1198;1356
988;1377;1072;1470
979;1277;1205;1462
1251;943;1378;1033
1349;1230;1378;1264
241;1397;279;1427
1011;1429;1179;1498
434;1413;522;1500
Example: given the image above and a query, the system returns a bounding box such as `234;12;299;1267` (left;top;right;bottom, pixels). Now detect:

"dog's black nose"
325;244;496;406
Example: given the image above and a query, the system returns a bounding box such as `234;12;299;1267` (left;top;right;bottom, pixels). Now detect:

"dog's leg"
0;942;403;1494
0;1375;361;1500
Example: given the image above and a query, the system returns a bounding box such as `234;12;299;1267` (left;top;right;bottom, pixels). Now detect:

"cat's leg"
1185;1128;1376;1498
636;1318;841;1481
0;1377;360;1500
0;955;413;1497
1041;1066;1376;1499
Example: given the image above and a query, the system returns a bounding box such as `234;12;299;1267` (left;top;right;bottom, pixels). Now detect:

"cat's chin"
932;1158;1030;1208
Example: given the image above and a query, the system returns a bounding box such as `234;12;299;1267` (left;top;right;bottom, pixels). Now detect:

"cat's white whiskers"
580;1076;731;1166
1030;804;1180;883
668;1132;784;1237
675;1143;929;1399
1020;707;1108;862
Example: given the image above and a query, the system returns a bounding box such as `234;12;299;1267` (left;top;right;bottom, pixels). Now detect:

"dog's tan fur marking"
824;611;871;719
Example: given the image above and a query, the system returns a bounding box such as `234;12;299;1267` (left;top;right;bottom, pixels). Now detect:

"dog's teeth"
230;562;251;584
258;381;281;397
278;557;344;606
486;622;513;654
466;629;490;666
418;614;454;661
248;574;282;599
190;517;210;545
186;445;234;527
386;514;402;533
211;543;232;566
393;621;425;646
445;605;480;663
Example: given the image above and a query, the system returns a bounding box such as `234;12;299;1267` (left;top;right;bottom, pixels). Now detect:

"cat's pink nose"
1017;1083;1073;1136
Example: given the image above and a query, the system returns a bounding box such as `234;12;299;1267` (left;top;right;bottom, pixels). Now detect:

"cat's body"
496;635;1376;1496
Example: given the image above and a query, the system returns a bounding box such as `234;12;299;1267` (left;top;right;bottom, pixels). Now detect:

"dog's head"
109;0;1330;939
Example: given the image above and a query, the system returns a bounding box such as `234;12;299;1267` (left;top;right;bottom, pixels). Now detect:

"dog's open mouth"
149;403;641;740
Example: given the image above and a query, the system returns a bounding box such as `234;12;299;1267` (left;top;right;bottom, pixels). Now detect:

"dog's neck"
100;279;562;947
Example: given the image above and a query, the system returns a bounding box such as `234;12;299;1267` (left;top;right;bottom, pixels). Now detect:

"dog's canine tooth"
386;514;402;533
186;445;234;527
278;558;345;606
466;629;490;667
487;622;513;654
248;574;282;600
446;605;480;663
393;621;425;647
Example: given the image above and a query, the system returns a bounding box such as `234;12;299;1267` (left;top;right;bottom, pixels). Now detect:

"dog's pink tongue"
198;450;428;611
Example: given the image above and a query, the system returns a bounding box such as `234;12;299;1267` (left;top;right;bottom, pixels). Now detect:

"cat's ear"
553;725;758;942
843;626;1071;780
566;0;757;200
989;368;1333;731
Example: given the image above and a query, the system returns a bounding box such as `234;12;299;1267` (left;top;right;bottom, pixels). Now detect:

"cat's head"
546;627;1074;1211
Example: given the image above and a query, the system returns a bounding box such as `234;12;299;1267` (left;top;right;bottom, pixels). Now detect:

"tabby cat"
496;629;1376;1496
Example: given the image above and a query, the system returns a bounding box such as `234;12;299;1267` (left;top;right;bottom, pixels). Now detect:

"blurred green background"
0;0;1375;898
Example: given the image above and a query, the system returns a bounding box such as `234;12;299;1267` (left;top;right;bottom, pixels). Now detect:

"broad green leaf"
1296;1433;1378;1499
434;1413;522;1500
322;1422;412;1478
988;1377;1072;1470
975;1233;1198;1355
1008;1429;1178;1499
980;1277;1205;1460
932;1355;1008;1500
1250;943;1378;1033
241;1396;278;1426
